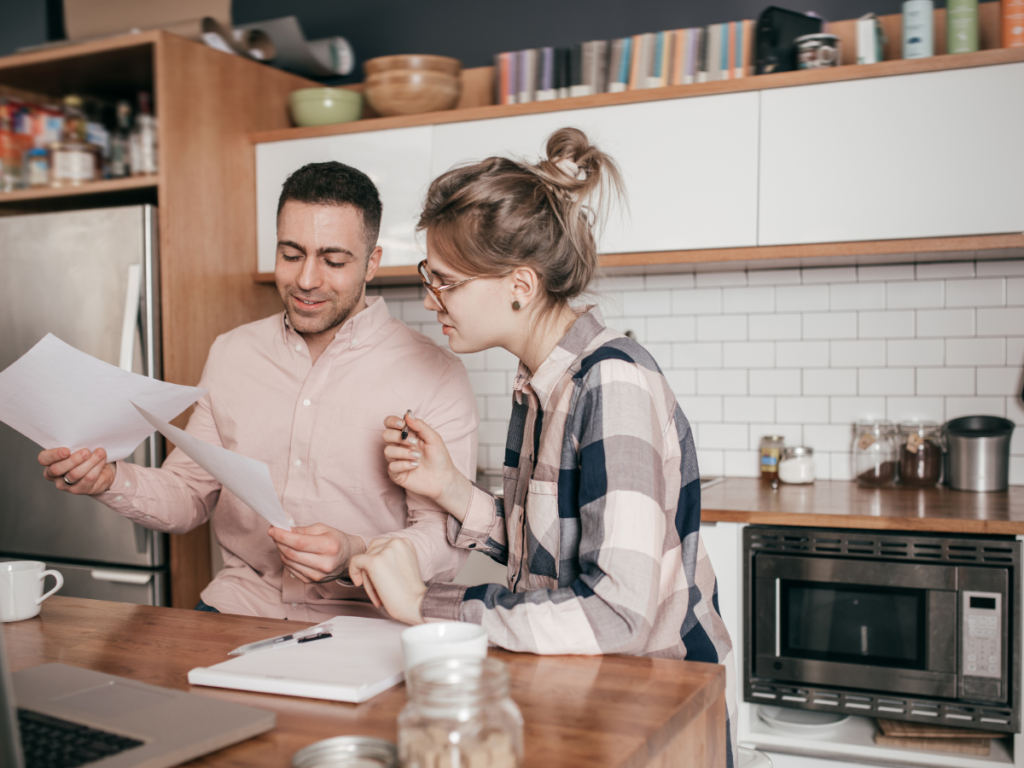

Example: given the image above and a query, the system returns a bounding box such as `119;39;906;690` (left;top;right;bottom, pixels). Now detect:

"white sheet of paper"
133;404;293;531
0;334;206;461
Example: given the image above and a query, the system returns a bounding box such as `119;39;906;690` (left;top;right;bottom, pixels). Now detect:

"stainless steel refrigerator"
0;205;168;605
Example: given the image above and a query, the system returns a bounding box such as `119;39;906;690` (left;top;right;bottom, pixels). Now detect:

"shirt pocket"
322;406;395;494
523;478;561;581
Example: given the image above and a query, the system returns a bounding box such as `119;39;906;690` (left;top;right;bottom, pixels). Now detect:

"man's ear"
365;246;383;283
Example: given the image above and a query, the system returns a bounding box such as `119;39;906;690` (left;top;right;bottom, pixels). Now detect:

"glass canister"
853;421;897;486
778;446;815;484
398;657;523;768
760;435;785;484
898;421;945;487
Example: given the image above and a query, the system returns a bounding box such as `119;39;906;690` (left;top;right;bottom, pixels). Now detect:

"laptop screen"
0;627;25;768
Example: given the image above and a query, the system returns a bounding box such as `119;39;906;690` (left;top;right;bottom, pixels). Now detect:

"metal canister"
795;33;842;68
944;416;1015;492
292;736;398;768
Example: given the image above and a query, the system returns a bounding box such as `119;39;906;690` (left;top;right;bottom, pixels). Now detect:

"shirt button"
114;495;123;501
290;572;296;579
295;344;302;352
294;459;302;467
303;399;311;406
291;602;299;607
124;481;131;488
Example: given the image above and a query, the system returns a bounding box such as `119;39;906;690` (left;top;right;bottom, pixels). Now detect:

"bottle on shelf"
129;91;158;177
1004;0;1024;47
110;100;132;178
49;94;100;187
902;0;934;59
947;0;979;54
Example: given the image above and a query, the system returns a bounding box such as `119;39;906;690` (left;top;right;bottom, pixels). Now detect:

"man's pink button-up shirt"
98;297;478;621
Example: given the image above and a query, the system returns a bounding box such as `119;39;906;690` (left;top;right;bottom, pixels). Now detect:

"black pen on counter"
400;409;412;441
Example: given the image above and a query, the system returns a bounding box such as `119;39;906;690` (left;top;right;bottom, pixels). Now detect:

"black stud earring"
512;300;521;310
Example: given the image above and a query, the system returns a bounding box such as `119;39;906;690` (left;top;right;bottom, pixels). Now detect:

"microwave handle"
755;554;957;591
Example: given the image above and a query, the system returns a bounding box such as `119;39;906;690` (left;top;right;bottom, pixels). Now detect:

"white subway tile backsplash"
917;367;974;396
946;338;1004;366
750;369;802;395
946;278;1005;308
672;288;722;315
813;450;832;480
915;262;974;279
805;312;857;339
831;453;855;481
647;316;696;342
887;280;943;309
1009;396;1024;425
830;282;886;311
776;285;829;312
804;424;855;452
487;395;513;421
478;420;510;445
460;351;488;371
831;397;887;424
401;299;437;323
724;397;775;423
592;291;625;318
1007;338;1024;366
887;339;944;366
663;369;697;396
698;369;747;395
802;266;857;284
917;309;974;338
776;341;829;368
859;310;915;339
724;286;774;314
860;368;914;396
978;308;1024;337
673;342;722;369
597;275;646;291
977;259;1024;277
858;264;915;282
1011;456;1024;486
467;371;506;395
749;424;803;449
678;396;723;422
646;273;694;289
723;342;774;369
724;450;761;477
697;315;747;341
699;423;749;450
887;397;944;423
747;269;802;286
1012;429;1024;456
1009;278;1024;306
485;347;518;370
831;340;886;368
777;397;830;424
977;367;1023;396
487;445;506;469
804;369;857;396
696;450;724;476
624;290;671;316
696;271;747;287
750;313;801;340
645;343;673;370
946;397;1007;421
612;317;646;340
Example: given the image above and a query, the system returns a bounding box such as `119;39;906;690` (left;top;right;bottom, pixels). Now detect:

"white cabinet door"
255;126;434;272
431;93;761;254
759;62;1024;246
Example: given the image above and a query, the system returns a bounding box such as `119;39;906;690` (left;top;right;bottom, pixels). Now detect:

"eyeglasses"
418;259;480;314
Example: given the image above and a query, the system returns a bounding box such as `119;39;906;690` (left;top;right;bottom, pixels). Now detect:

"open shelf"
0;175;158;205
250;47;1024;145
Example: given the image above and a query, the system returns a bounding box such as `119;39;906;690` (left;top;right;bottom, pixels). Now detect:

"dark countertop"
701;478;1024;535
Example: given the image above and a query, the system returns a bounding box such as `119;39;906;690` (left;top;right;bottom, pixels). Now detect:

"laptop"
0;624;275;768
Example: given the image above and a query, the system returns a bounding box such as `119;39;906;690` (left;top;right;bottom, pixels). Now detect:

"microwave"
744;526;1021;733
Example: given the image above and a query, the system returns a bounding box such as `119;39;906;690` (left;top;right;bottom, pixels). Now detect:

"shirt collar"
514;305;607;411
281;295;392;352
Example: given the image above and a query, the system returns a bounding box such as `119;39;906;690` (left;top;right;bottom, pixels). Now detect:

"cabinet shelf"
0;175;158;205
250;48;1024;145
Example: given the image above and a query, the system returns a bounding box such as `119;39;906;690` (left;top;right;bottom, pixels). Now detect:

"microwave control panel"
963;591;1002;680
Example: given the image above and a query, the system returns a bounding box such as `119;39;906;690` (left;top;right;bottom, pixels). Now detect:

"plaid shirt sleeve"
444;484;509;565
423;357;679;655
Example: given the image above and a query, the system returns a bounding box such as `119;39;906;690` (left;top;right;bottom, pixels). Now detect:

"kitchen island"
3;597;728;768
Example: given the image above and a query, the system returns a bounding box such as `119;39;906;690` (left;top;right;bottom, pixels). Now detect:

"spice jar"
778;446;815;484
399;657;523;768
760;435;785;484
853;421;897;486
898;421;945;487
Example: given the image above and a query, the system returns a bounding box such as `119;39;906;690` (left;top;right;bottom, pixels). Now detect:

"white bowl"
401;622;487;674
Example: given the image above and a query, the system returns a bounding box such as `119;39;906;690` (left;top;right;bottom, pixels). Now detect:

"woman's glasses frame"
418;259;480;314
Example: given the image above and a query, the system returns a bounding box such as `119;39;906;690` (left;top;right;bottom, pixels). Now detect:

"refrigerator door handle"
90;569;154;585
118;263;142;372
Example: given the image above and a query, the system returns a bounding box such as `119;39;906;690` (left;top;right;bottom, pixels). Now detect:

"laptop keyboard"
18;709;144;768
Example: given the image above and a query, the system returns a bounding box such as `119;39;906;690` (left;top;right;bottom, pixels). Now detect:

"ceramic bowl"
288;87;363;127
363;54;462;78
364;69;461;116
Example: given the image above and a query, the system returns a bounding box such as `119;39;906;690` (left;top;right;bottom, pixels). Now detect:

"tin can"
795;33;842;68
292;736;397;768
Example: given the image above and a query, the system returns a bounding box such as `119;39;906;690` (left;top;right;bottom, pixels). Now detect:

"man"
36;162;479;621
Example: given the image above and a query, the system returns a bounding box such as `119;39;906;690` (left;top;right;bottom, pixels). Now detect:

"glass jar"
760;435;785;484
853;421;897;486
398;657;523;768
291;736;397;768
778;446;815;484
897;421;945;487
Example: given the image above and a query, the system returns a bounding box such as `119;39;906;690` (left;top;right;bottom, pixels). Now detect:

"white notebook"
188;616;407;703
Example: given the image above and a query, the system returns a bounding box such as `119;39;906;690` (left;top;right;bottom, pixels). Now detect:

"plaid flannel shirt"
422;306;736;767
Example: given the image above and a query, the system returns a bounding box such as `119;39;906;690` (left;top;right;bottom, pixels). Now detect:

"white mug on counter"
0;560;64;622
401;622;488;674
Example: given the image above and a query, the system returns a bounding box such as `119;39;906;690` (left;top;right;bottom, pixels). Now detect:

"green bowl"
288;88;363;127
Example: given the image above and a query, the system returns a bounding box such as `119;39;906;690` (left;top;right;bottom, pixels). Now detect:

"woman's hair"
418;127;624;304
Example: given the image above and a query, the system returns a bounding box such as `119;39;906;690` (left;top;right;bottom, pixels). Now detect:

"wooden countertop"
702;478;1024;535
4;597;727;768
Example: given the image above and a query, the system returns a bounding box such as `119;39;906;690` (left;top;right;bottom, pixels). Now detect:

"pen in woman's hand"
400;410;412;441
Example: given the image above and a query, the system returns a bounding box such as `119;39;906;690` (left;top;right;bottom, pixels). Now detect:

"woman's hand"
382;413;472;519
348;537;427;625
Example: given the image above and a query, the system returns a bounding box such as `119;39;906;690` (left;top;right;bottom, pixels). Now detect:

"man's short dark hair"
277;161;383;257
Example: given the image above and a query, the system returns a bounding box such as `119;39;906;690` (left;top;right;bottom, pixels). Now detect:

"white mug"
401;622;488;675
0;561;64;622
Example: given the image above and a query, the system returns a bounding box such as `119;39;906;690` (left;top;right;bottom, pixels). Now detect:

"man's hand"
38;447;115;496
348;537;427;625
268;523;367;583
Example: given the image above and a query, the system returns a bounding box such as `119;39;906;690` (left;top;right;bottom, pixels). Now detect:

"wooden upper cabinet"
758;62;1024;246
430;92;761;255
256;126;434;271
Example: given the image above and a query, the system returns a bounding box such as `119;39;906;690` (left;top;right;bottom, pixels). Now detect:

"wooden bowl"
363;54;462;78
365;69;461;116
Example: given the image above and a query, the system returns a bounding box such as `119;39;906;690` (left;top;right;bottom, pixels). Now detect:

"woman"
350;127;736;767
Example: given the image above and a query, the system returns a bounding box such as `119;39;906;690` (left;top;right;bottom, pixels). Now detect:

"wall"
373;257;1024;486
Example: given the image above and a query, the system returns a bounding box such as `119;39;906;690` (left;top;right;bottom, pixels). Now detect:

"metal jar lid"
794;33;841;45
782;446;813;459
292;736;398;768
